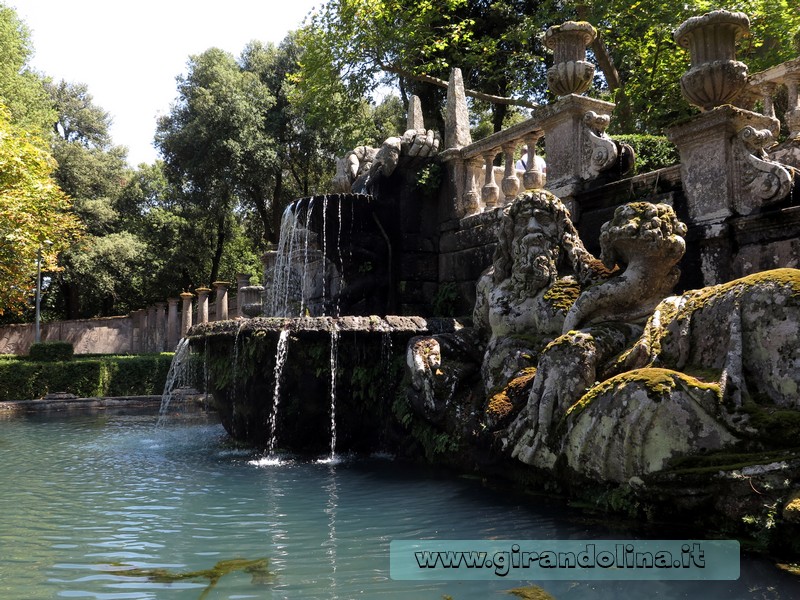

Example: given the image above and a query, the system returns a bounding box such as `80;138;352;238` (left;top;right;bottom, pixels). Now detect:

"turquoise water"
0;410;797;599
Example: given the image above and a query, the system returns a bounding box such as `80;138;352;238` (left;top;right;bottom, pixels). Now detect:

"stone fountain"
178;12;800;554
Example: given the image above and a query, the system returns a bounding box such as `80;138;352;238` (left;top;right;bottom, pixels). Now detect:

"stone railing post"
213;281;230;321
180;292;194;337
167;297;180;350
521;131;546;190
787;74;800;138
196;287;211;324
667;11;793;285
481;149;500;209
501;142;520;202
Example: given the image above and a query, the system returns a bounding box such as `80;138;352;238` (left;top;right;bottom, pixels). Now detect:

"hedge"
0;353;175;402
28;341;75;361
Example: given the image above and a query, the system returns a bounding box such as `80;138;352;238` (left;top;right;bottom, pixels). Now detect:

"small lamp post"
34;240;53;344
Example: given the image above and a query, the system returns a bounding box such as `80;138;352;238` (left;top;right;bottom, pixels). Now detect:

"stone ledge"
0;395;163;413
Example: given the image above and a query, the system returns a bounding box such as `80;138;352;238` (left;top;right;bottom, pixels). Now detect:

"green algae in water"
107;557;272;599
506;585;558;599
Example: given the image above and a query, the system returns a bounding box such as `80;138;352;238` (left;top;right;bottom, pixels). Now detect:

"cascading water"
266;328;291;456
157;337;191;425
328;327;339;461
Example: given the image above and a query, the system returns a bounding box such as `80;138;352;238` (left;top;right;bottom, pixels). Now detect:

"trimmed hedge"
0;353;175;402
28;341;74;361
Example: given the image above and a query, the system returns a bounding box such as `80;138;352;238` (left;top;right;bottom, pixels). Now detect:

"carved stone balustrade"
744;56;800;168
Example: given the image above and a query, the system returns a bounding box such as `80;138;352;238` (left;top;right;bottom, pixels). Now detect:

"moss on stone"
740;399;800;448
486;367;537;421
567;367;722;418
542;277;580;313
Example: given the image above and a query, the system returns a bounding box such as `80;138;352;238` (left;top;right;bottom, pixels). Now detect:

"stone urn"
239;285;265;318
545;21;597;96
674;10;750;111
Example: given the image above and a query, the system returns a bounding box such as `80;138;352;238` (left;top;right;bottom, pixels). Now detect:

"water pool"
0;410;797;599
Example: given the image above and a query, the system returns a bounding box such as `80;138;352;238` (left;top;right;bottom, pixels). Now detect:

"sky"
14;0;321;166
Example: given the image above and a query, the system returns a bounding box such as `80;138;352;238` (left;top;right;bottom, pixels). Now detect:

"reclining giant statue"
407;190;800;484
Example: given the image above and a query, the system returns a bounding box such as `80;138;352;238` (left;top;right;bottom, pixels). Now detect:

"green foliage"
614;134;679;174
0;105;83;316
432;281;460;317
28;341;74;361
0;4;54;135
0;353;173;401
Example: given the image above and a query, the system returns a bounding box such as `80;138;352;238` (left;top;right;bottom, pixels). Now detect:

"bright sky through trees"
14;0;319;166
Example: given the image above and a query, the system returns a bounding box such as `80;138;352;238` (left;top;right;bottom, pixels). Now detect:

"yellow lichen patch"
487;390;515;420
486;368;537;421
543;277;580;313
782;495;800;524
567;367;722;417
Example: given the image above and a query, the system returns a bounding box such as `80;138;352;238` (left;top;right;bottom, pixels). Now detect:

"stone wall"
0;316;133;355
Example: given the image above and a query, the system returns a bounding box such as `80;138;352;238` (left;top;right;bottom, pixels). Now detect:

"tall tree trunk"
209;212;227;285
270;169;284;245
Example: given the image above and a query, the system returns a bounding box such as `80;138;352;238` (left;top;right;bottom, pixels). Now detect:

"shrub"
28;341;74;362
0;353;175;401
615;134;679;175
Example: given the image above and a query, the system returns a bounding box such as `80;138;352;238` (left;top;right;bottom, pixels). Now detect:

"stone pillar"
131;309;146;353
667;105;791;285
196;287;211;324
540;94;616;199
213;281;230;321
167;297;180;350
445;68;471;150
154;301;167;352
146;305;159;353
786;74;800;139
235;273;252;319
501;142;520;202
407;95;425;131
180;292;194;337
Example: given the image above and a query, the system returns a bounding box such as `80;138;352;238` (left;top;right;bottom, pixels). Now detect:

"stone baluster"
481;149;500;210
787;75;800;138
180;291;194;337
760;82;777;119
522;132;546;190
167;297;180;350
196;287;211;324
463;157;483;214
213;281;230;321
500;142;520;203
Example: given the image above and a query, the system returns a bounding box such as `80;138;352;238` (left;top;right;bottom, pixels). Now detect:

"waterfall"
157;337;191;425
266;329;291;456
266;204;300;316
300;198;314;317
328;327;339;461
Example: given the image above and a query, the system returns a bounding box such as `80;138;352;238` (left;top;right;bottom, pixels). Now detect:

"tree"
296;0;561;133
0;3;54;136
0;105;82;316
41;79;134;318
156;47;276;283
